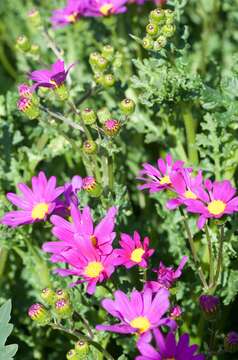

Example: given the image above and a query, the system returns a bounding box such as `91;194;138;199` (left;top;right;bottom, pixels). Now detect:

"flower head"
185;179;238;229
96;288;176;344
51;0;85;28
144;256;188;292
138;154;185;193
114;231;154;268
30;60;74;90
85;0;128;17
136;329;205;360
2;171;64;227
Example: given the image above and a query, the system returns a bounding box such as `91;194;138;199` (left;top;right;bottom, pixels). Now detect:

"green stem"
108;155;114;191
74;312;94;339
182;106;198;165
0;248;8;279
213;225;224;289
179;208;208;289
205;224;214;287
0;46;17;79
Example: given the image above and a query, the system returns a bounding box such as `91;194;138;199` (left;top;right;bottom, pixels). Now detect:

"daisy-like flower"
144;256;188;292
86;0;128;17
51;0;85;28
166;169;205;210
43;204;117;260
138;154;185;193
185;179;238;229
51;237;118;294
96;288;176;344
2;172;64;227
136;329;205;360
114;231;154;268
30;60;74;90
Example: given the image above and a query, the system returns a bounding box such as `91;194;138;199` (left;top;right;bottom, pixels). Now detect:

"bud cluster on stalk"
66;340;89;360
16;35;40;58
142;8;176;51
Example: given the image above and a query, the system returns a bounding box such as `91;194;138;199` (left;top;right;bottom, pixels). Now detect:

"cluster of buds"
16;35;40;57
28;288;73;325
143;8;176;51
67;340;89;360
89;45;117;88
17;83;40;120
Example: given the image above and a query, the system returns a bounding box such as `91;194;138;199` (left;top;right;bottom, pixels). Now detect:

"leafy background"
1;0;238;358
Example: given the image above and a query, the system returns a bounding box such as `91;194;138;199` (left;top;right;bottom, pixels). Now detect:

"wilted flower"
224;331;238;353
96;288;176;344
199;294;220;319
136;329;205;359
185;179;238;229
144;256;188;292
138;154;185;193
2;171;64;227
114;231;154;268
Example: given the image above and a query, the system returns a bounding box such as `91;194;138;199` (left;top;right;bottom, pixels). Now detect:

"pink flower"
96;288;176;344
51;0;85;28
85;0;128;17
2;172;64;227
144;256;188;292
114;231;154;268
54;175;83;216
138;154;185;193
185;179;238;229
170;305;182;320
43;204;117;260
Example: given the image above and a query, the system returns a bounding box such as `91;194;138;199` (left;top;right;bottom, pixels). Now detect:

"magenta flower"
30;60;74;90
43;204;117;260
144;256;188;292
166;169;205;210
185;179;238;229
18;83;33;98
85;0;128;17
51;0;85;28
136;329;205;360
170;305;182;320
96;288;176;344
54;175;83;216
114;231;154;268
138;154;185;193
2;172;64;227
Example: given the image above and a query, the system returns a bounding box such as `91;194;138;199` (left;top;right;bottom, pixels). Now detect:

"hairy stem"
205;224;214;288
182;106;199;165
213;225;224;290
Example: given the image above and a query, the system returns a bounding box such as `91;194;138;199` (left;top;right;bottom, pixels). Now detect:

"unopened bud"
95;56;108;71
75;340;89;358
102;45;114;60
224;332;238;353
120;98;135;115
40;288;56;305
18;84;32;99
16;35;31;52
162;24;176;37
30;44;40;56
154;35;167;51
89;52;101;66
149;9;165;24
28;303;51;325
146;23;159;37
170;305;182;320
82;177;102;197
27;8;42;28
82;108;97;125
103;119;121;136
199;295;220;320
97;107;112;124
94;73;104;85
83;140;97;155
142;36;154;50
102;74;115;87
54;298;73;318
17;97;40;120
66;349;81;360
56;288;70;301
165;10;175;25
54;84;69;101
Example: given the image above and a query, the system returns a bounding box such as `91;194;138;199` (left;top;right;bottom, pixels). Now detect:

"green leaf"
0;300;18;359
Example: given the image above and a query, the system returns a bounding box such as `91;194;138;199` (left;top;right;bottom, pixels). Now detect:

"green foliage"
0;300;18;360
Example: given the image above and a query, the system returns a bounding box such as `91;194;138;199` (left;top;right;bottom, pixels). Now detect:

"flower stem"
205;224;214;288
73;311;94;339
108;155;114;191
182;105;199;165
213;225;224;290
179;207;208;289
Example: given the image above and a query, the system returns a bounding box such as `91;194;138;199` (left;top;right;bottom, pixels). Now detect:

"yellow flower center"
49;79;57;86
84;261;104;278
130;316;151;333
207;200;226;215
159;175;171;185
100;4;113;15
31;203;49;220
184;190;197;199
66;12;78;23
130;248;145;263
90;235;97;247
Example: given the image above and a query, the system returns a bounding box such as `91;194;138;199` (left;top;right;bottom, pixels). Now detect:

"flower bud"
16;35;31;52
120;98;135;115
149;9;165;24
66;349;81;360
27;8;42;28
154;36;167;51
83;140;97;155
102;74;115;87
17;97;40;120
94;73;104;85
82;108;97;125
40;288;56;305
142;36;154;50
102;45;114;60
170;305;182;320
54;299;73;319
199;295;220;320
95;56;108;71
97;107;112;124
75;340;89;358
30;44;40;56
162;24;176;38
103;119;121;136
146;23;159;37
224;332;238;353
54;84;69;101
89;52;101;66
18;84;32;99
56;288;70;301
28;303;51;325
82;177;102;197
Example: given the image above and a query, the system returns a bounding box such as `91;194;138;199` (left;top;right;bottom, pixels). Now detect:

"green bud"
95;56;108;71
149;9;165;24
113;53;123;69
82;108;97;125
54;299;73;319
40;288;56;305
28;303;51;326
154;35;167;51
120;98;135;115
102;45;114;60
97;107;112;124
142;36;154;50
56;288;70;301
27;8;42;28
146;23;159;37
67;349;81;360
16;35;31;52
30;44;40;56
83;140;97;155
102;74;115;87
94;73;104;85
83;177;103;197
75;340;89;359
162;24;176;38
17;97;40;120
89;52;101;66
54;84;69;101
